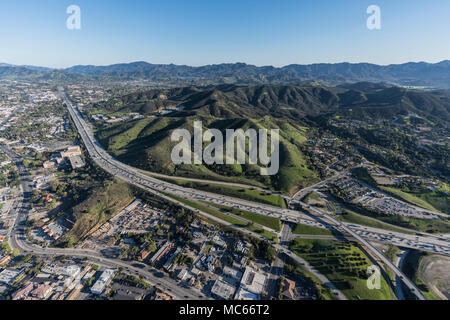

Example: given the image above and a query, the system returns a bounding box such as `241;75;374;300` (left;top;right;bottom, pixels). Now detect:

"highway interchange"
5;87;449;300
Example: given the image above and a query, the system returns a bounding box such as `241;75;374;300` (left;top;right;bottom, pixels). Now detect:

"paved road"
140;169;290;200
394;250;407;300
12;232;207;300
0;141;207;300
61;88;450;256
298;203;427;300
291;168;356;202
58;86;450;301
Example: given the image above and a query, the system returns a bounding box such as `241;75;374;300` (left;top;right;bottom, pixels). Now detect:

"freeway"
297;202;427;300
59;87;450;255
140;169;291;200
58;88;319;225
291;169;351;202
59;86;450;300
0;138;207;300
59;87;350;299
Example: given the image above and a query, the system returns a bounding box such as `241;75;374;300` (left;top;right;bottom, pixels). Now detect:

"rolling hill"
96;115;317;194
93;83;449;194
92;83;450;122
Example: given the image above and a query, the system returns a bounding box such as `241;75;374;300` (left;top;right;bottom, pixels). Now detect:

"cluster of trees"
173;253;193;266
250;239;277;264
122;275;150;290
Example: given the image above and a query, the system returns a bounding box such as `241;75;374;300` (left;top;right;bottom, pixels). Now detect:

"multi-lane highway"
60;87;450;255
296;202;427;300
57;86;450;300
1;128;207;300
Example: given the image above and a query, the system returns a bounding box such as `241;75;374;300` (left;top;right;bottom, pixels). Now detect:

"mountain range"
1;60;450;88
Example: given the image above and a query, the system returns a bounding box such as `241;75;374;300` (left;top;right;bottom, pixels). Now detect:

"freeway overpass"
298;202;427;300
59;87;449;300
0;136;207;300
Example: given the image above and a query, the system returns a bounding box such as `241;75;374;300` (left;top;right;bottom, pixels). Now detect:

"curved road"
55;87;434;300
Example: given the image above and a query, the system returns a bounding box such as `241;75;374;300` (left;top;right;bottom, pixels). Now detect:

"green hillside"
92;83;449;195
97;115;318;194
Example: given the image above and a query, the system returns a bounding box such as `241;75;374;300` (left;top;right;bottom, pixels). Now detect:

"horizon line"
1;59;449;70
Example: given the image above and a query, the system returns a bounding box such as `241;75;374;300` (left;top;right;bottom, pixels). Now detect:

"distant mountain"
64;60;450;88
1;60;450;88
0;65;94;82
0;63;52;72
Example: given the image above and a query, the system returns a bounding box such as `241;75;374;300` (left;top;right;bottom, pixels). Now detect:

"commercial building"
222;266;243;285
68;155;85;169
163;247;182;271
0;268;23;285
235;266;267;300
43;161;57;169
30;284;53;300
42;264;80;278
212;235;227;248
177;269;189;281
91;269;115;295
60;146;82;158
211;279;237;300
0;253;11;266
150;242;174;264
12;283;34;300
155;292;171;300
282;278;296;300
140;249;151;261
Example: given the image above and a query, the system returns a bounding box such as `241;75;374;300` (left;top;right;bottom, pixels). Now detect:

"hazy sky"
1;0;449;68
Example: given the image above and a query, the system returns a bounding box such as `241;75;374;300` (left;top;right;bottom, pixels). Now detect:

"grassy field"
165;193;278;241
290;238;392;300
380;186;441;212
302;192;321;204
384;245;401;263
292;224;336;236
376;215;450;234
342;204;450;234
338;209;415;234
208;203;282;231
158;177;287;208
58;178;134;247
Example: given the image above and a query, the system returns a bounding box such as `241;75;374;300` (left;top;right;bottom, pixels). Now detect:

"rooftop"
211;279;236;300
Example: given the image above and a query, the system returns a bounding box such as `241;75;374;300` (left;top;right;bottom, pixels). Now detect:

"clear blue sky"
1;0;449;68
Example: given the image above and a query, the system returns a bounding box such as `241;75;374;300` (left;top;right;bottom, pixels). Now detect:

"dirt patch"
419;255;450;299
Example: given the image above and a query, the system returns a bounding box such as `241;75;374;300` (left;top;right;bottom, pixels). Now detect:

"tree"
147;240;157;253
12;248;20;257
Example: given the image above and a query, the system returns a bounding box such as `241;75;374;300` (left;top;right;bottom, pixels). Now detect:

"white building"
211;279;236;300
0;268;23;285
91;269;115;295
235;266;267;300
